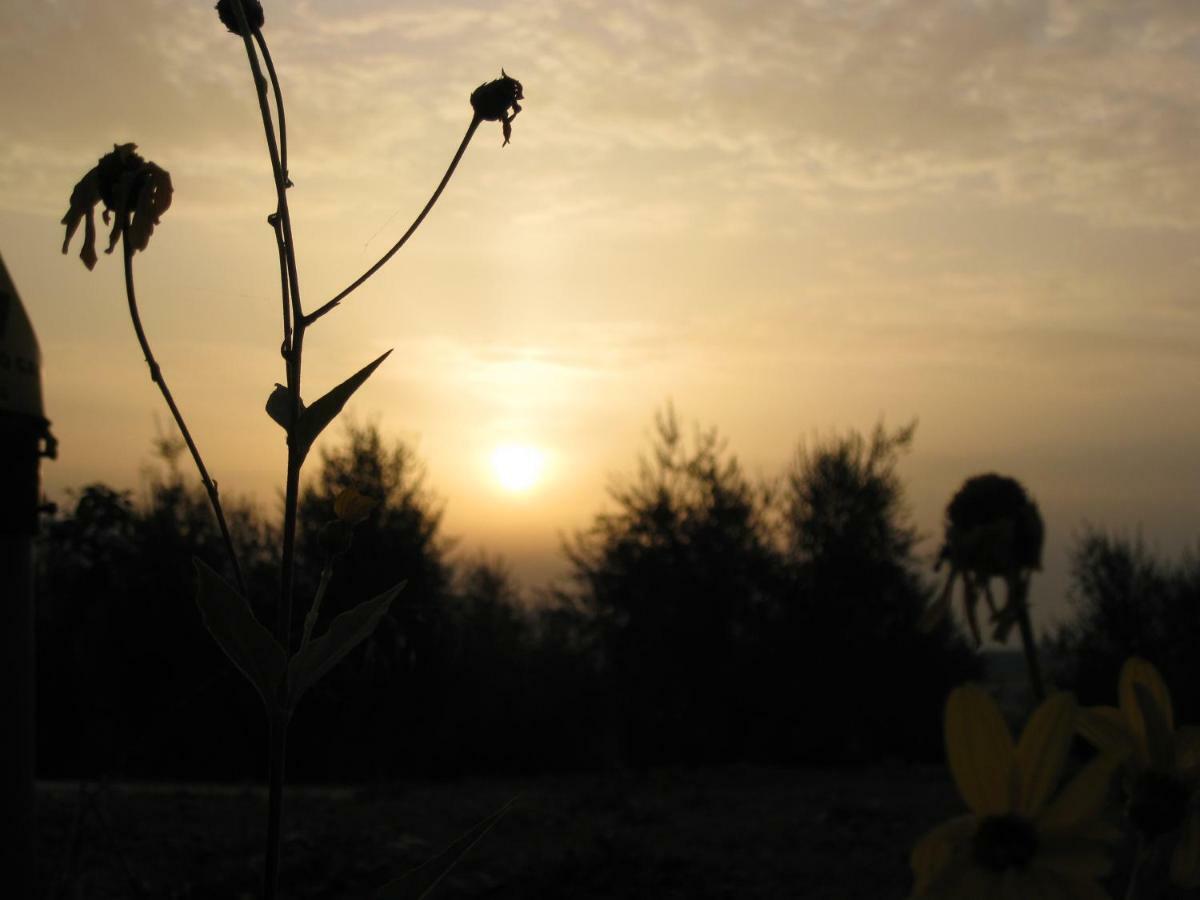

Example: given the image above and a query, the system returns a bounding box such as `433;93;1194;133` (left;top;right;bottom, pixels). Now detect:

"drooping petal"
1076;706;1137;762
61;167;101;269
1015;692;1077;816
1035;829;1115;879
1038;753;1120;831
910;815;973;896
946;684;1015;814
1119;658;1174;755
1133;683;1176;771
1174;726;1200;781
1170;810;1200;888
126;163;173;253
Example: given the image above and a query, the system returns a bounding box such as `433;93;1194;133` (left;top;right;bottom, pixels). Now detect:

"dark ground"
36;764;961;899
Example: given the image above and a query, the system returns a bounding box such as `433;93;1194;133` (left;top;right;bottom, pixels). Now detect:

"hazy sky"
2;0;1198;632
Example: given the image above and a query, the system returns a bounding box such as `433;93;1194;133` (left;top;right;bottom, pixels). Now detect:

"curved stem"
229;8;303;900
300;566;333;651
1124;835;1147;900
1011;573;1046;702
253;29;290;188
304;115;482;326
121;231;246;596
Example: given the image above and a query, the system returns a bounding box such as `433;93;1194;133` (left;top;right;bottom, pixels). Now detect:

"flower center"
1129;769;1190;838
972;814;1039;872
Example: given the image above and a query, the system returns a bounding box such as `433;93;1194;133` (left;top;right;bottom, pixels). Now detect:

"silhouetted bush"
1046;530;1200;722
563;407;782;766
766;422;979;762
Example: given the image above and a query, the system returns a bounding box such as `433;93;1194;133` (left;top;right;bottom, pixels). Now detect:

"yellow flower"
1078;658;1200;887
911;685;1120;899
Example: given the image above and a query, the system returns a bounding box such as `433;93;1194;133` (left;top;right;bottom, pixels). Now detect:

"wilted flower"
61;144;173;270
1078;658;1200;887
333;486;377;524
910;685;1119;899
318;487;378;561
470;70;524;145
922;473;1044;644
215;0;265;36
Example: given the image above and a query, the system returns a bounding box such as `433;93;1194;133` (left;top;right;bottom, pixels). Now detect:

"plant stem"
300;566;333;651
264;712;288;900
1011;572;1046;702
253;29;290;188
121;230;246;597
229;6;304;899
304;115;482;325
1124;835;1147;900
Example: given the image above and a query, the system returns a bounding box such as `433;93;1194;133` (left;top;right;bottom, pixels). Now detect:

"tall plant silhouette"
60;2;524;895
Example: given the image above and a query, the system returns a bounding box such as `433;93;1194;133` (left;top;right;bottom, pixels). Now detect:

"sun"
490;443;546;493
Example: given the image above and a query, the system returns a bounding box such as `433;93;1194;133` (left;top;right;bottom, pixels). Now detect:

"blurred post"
0;253;56;900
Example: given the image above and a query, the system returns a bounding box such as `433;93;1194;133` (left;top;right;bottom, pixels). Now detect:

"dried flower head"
215;0;265;36
920;474;1044;644
61;144;174;270
470;69;524;145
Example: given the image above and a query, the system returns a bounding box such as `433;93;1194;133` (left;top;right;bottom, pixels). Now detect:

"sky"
2;0;1199;634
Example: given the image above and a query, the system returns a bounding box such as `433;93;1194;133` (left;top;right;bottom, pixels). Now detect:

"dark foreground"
37;765;962;899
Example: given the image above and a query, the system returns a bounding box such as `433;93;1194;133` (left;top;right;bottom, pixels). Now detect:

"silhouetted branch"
121;227;247;597
304;116;482;326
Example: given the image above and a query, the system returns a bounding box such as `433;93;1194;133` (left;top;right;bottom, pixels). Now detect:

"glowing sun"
490;443;546;493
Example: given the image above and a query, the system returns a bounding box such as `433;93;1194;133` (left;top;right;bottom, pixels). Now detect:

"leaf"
193;558;287;713
265;383;304;431
374;796;520;900
294;349;392;461
286;581;403;711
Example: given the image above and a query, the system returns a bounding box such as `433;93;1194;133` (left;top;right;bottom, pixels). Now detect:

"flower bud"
470;70;524;145
215;0;265;36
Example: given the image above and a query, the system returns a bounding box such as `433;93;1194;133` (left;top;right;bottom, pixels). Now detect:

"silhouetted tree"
36;440;277;779
1046;530;1200;723
291;421;453;779
565;406;781;765
771;422;978;761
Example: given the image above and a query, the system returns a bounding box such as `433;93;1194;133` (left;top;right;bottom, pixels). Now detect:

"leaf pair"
266;349;392;463
194;558;402;715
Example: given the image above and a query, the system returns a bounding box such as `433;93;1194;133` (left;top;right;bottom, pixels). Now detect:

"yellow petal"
1132;683;1175;770
1119;658;1174;754
1175;726;1200;780
1015;693;1077;815
1076;707;1137;761
946;684;1015;814
1038;754;1120;831
1170;810;1200;888
910;815;973;896
1035;835;1113;879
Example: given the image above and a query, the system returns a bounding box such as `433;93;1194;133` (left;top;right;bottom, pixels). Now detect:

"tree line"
35;411;1193;781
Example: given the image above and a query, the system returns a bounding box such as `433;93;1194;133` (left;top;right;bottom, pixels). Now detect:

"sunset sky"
2;1;1198;631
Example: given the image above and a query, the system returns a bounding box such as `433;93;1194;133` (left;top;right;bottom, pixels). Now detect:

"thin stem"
1124;835;1147;900
300;566;333;650
271;213;292;357
253;28;290;188
1010;572;1046;702
264;712;288;900
121;230;247;597
304;116;482;325
229;7;303;900
229;0;306;646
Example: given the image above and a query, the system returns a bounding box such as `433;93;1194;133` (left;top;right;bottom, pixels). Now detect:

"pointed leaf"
193;558;287;713
375;796;519;900
265;383;304;431
294;349;392;460
287;581;403;710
